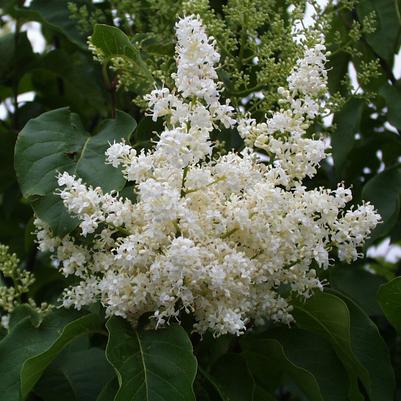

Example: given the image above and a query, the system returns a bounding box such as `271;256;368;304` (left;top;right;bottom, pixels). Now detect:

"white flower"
63;277;100;310
1;315;9;330
34;16;380;337
173;15;220;103
288;42;328;97
105;141;134;168
209;100;236;128
138;179;181;224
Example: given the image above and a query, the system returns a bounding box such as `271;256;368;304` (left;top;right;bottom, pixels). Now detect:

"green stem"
238;15;248;67
102;63;116;118
13;17;22;129
329;39;353;57
182;176;226;196
180;166;189;198
247;97;265;113
228;83;266;97
251;250;263;259
243;53;257;63
221;227;238;240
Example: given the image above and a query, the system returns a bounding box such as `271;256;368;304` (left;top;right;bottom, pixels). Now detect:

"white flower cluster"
35;16;380;336
238;39;330;185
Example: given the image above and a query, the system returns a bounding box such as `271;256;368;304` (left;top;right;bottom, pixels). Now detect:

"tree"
0;1;400;400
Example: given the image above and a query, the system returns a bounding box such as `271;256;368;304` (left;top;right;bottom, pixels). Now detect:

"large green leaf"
31;49;109;120
242;336;324;401
357;0;401;65
16;0;90;49
326;12;350;94
32;193;79;237
0;307;103;401
334;291;395;401
8;304;41;331
105;317;197;401
15;107;136;235
378;277;401;334
253;386;277;401
294;291;395;401
196;333;233;370
96;378;119;401
242;327;349;401
210;353;255;401
331;98;364;177
330;263;386;316
362;166;401;241
34;347;114;401
0;31;36;84
194;370;224;401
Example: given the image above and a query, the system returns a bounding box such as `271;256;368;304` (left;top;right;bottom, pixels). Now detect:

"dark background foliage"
1;0;401;400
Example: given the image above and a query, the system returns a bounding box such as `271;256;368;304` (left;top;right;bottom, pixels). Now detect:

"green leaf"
135;117;163;149
91;24;140;61
295;291;395;401
0;309;103;401
0;33;17;79
105;317;197;401
326;14;350;94
357;0;401;65
242;327;350;401
362;166;401;241
378;276;401;334
327;51;349;94
96;378;119;401
28;262;66;305
0;0;18;16
269;328;349;401
0;31;36;84
91;24;154;87
8;304;41;331
31;49;109;121
15;107;136;235
31;193;79;237
196;333;233;369
35;347;114;401
194;371;223;401
16;0;89;49
334;290;395;401
379;84;401;131
253;386;277;401
330;263;387;316
242;336;324;401
210;353;254;401
331;98;364;177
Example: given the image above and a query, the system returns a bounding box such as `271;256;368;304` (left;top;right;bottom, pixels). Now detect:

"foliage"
0;0;401;400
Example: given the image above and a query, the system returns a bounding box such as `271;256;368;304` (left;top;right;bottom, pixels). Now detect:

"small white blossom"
105;141;134;168
1;315;9;330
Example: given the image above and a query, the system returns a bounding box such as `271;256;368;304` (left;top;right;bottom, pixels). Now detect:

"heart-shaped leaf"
294;291;395;401
15;107;136;235
105;317;197;401
0;306;103;401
